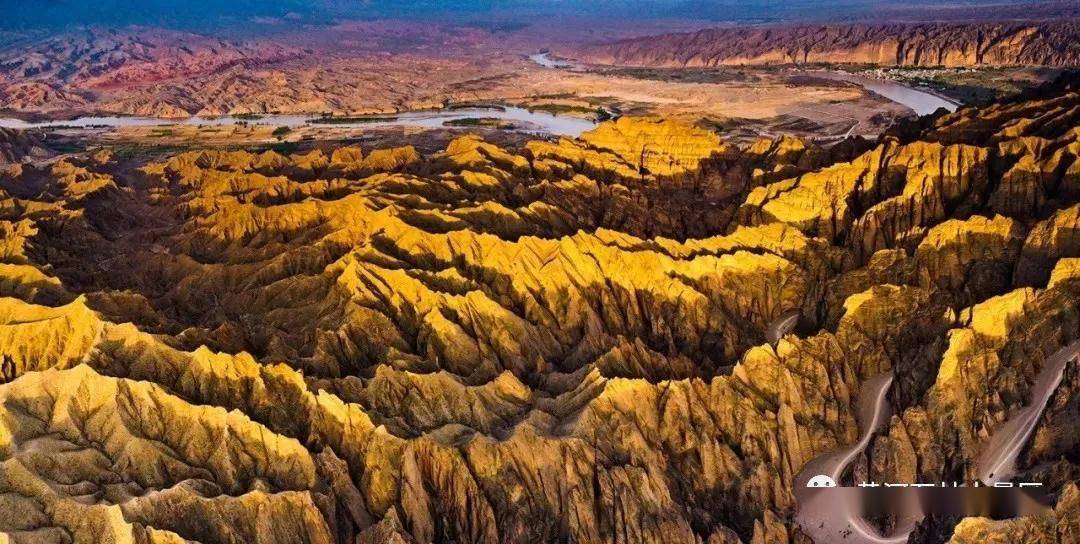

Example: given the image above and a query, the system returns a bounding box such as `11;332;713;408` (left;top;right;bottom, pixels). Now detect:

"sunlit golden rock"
1016;203;1080;286
915;214;1023;306
0;84;1078;543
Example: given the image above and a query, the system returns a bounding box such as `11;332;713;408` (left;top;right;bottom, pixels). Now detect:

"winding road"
794;340;1078;543
977;339;1080;484
794;372;906;544
766;310;800;346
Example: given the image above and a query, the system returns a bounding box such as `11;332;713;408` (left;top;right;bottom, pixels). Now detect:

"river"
0;56;954;139
804;70;960;116
527;52;960;117
0;106;597;138
528;52;585;70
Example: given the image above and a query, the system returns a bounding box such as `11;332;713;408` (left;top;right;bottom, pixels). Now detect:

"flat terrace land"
24;60;913;150
860;66;1064;104
42;123;539;163
498;64;910;143
0;22;920;145
184;55;910;143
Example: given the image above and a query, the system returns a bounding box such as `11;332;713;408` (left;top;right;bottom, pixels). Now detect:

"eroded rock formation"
0;79;1078;543
0;128;49;167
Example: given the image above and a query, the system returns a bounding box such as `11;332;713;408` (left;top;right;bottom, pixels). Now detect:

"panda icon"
807;474;837;488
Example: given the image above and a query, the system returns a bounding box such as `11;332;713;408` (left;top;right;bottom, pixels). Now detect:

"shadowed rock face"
0;128;48;166
575;22;1080;68
0;83;1078;543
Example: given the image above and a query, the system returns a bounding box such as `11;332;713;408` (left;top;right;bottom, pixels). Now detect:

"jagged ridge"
574;22;1080;68
0;79;1078;543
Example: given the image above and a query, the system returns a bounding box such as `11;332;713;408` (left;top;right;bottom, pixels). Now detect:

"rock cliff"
575;22;1080;68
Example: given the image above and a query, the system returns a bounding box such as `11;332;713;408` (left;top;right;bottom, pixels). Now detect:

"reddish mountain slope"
574;22;1080;68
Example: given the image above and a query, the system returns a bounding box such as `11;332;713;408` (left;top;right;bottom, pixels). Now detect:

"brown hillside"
575;22;1080;68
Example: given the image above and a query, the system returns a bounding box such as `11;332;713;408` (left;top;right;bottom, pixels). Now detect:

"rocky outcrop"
948;483;1079;543
575;22;1080;68
1016;203;1080;286
738;140;990;255
914;215;1024;307
0;128;49;166
0;82;1078;543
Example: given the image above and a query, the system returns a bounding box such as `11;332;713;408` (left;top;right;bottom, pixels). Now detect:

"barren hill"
574;21;1080;68
0;25;537;118
0;128;48;165
0;77;1078;543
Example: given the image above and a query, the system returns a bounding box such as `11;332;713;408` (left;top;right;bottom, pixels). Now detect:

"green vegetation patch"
443;117;516;129
526;103;596;115
310;115;399;125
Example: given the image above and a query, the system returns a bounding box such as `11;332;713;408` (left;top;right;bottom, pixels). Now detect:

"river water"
528;52;584;70
527;51;960;117
0;56;955;138
803;70;960;116
0;106;597;138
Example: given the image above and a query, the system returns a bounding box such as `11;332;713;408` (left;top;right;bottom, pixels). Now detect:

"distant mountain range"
573;21;1080;68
